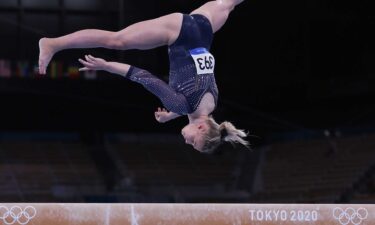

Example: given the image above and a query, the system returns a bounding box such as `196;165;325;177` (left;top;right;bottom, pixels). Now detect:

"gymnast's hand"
78;55;107;71
154;107;173;123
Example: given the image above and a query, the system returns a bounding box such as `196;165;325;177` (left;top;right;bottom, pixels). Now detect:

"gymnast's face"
181;123;208;152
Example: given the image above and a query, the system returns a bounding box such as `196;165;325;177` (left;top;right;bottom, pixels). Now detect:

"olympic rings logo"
0;206;37;225
333;207;368;225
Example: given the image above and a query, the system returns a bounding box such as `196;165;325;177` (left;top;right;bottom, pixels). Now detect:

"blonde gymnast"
38;0;248;153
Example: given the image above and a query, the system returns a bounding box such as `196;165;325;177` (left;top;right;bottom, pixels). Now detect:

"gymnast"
38;0;249;153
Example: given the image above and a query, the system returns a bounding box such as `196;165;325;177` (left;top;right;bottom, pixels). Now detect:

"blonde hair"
202;116;250;153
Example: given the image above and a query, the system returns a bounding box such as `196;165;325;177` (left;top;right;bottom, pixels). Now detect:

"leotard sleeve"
125;66;190;115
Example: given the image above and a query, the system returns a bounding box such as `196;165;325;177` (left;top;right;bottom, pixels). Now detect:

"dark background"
0;0;373;135
0;0;374;203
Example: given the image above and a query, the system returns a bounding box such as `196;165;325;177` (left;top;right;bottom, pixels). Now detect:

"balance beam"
0;204;373;225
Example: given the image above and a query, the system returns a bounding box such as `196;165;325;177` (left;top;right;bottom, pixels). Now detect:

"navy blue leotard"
125;14;219;115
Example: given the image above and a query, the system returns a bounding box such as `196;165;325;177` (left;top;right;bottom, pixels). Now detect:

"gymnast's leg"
190;0;244;33
38;13;183;74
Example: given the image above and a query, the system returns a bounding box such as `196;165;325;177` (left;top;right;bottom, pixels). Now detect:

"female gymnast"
38;0;249;153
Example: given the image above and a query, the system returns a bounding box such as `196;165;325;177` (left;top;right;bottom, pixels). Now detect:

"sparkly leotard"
125;14;219;115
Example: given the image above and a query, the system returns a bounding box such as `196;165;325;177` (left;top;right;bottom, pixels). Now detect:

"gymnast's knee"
108;32;129;50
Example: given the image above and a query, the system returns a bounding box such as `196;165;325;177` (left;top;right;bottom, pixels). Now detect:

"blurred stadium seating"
0;131;373;203
250;133;375;203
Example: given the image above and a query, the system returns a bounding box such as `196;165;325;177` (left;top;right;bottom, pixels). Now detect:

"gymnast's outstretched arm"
78;55;130;76
78;55;188;121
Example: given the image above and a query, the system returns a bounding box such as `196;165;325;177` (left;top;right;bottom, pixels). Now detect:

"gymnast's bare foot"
38;38;55;74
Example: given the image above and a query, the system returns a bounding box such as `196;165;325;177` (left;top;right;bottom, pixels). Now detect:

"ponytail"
219;121;249;147
202;117;250;153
